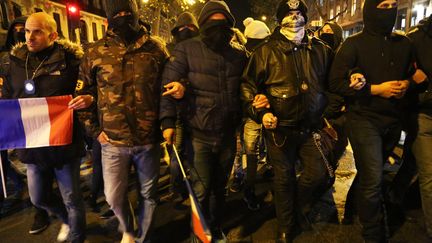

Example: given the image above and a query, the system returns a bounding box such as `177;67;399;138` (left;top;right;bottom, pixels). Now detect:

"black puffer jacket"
1;40;85;167
408;15;432;115
241;29;332;128
159;37;248;138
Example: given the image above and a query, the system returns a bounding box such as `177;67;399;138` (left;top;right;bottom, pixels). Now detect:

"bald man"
1;12;89;242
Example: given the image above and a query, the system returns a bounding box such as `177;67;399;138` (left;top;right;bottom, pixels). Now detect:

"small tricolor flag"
171;144;212;243
0;95;73;150
0;95;74;197
186;179;212;243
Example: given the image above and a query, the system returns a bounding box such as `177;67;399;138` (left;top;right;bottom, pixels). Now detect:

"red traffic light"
67;4;79;15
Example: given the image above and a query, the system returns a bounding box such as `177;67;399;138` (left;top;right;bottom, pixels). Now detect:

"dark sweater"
329;30;414;129
408;15;432;115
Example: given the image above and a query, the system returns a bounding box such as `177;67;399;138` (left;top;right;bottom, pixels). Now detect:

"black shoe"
99;209;114;219
297;212;312;231
161;191;187;204
211;228;227;243
243;189;260;211
29;209;50;234
229;178;244;193
86;194;98;212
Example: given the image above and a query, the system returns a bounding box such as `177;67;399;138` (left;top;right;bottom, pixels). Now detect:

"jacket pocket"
188;95;219;131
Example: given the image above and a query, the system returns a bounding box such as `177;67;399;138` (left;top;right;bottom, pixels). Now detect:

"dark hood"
417;14;432;37
363;0;397;35
4;16;27;51
171;12;198;35
198;0;235;27
324;22;343;49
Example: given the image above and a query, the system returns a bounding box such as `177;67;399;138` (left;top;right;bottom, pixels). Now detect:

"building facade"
308;0;432;38
0;0;107;47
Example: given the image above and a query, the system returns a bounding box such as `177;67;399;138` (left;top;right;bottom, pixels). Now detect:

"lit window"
352;0;357;16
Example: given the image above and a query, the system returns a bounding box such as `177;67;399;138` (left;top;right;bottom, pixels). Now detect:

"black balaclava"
175;28;198;43
363;0;397;35
319;22;343;50
319;33;334;48
200;19;234;52
4;16;27;51
198;0;235;52
172;12;199;44
104;0;141;43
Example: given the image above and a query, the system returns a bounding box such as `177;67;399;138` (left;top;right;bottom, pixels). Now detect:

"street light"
261;15;267;21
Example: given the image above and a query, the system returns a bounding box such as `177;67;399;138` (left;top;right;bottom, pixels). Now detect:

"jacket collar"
10;39;84;64
104;28;149;51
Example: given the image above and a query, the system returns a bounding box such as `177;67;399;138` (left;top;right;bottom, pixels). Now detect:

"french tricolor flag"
0;95;73;150
170;144;212;243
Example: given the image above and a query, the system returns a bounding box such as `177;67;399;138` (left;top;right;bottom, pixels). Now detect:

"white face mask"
279;14;305;45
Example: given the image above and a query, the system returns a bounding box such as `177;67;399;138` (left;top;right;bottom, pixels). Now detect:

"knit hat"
243;17;271;39
171;12;199;35
276;0;308;24
103;0;139;22
198;0;235;27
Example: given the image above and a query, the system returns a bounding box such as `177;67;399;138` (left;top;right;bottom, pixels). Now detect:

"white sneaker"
56;223;70;242
120;232;135;243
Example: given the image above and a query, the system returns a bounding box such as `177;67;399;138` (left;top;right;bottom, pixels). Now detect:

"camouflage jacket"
77;29;169;146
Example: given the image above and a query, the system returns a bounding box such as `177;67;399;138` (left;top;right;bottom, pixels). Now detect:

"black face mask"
319;33;335;50
175;28;198;43
13;31;25;43
364;1;397;35
200;20;234;52
110;15;140;42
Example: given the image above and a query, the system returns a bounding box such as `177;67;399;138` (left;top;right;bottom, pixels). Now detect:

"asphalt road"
0;146;430;243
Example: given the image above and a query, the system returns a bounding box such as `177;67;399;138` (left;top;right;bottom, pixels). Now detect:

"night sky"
225;0;252;30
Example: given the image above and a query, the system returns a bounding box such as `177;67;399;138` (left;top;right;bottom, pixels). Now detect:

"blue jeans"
190;134;236;231
346;117;401;241
27;160;86;242
413;113;432;237
243;118;262;189
101;143;159;243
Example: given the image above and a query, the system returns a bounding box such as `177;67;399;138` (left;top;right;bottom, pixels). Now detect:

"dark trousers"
90;140;103;197
346;117;401;241
190;134;236;231
265;128;328;234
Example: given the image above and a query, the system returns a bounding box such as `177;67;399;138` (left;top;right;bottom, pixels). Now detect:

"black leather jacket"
241;29;333;129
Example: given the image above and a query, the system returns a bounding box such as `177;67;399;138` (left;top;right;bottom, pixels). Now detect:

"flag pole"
172;144;187;180
171;143;212;243
0;154;7;198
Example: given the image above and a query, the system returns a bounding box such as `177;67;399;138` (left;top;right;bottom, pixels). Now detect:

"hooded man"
408;14;432;240
159;0;248;240
316;21;343;51
164;11;199;203
170;12;199;46
77;0;169;242
241;0;333;241
2;16;27;52
329;0;416;241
